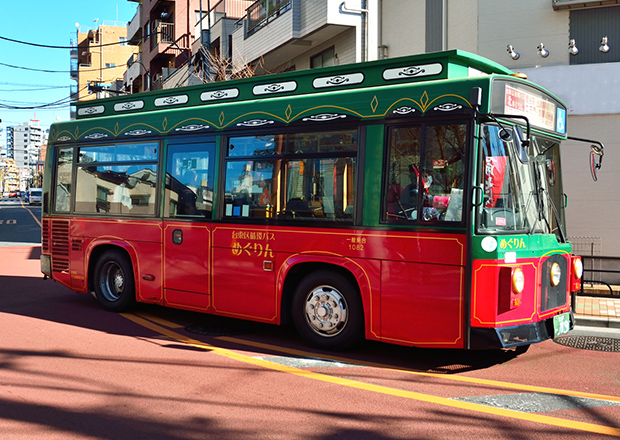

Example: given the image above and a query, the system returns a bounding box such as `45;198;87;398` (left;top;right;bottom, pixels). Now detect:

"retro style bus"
40;50;601;351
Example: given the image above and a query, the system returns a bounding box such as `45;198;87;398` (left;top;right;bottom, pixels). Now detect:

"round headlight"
512;268;525;294
550;262;562;287
573;258;583;280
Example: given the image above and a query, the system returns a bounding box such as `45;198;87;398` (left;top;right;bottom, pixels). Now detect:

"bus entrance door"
162;222;212;311
161;140;215;312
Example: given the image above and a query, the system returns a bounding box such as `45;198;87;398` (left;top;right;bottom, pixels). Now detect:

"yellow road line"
216;336;620;404
20;201;42;227
122;313;620;437
135;312;185;329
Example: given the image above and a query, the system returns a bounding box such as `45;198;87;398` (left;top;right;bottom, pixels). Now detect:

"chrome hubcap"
100;262;124;302
304;286;348;337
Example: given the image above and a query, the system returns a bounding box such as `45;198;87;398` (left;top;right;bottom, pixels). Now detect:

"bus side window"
384;127;422;221
54;147;73;213
165;143;214;218
421;124;467;223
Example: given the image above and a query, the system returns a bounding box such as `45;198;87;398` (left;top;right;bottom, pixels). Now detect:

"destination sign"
493;81;567;135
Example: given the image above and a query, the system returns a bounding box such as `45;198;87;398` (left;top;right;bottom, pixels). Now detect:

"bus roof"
71;50;513;121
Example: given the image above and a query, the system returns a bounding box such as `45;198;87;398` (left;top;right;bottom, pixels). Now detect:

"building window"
310;47;335;69
105;63;117;69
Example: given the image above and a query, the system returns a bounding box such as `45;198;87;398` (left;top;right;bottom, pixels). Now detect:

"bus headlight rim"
512;268;525;294
573;258;583;280
550;262;562;287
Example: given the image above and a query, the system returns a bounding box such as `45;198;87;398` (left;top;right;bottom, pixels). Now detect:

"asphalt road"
0;200;618;439
0;196;41;244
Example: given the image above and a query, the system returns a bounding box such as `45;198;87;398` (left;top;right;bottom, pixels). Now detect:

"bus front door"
161;140;215;312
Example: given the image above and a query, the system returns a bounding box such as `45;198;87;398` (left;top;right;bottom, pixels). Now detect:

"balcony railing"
246;0;291;37
150;21;175;51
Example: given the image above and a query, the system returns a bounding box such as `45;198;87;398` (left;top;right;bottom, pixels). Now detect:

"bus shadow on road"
0;273;527;375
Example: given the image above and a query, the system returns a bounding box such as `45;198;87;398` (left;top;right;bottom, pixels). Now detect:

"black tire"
93;250;136;312
292;270;364;351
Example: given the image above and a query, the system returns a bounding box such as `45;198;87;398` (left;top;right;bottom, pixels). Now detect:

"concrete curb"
0;242;41;247
575;315;620;329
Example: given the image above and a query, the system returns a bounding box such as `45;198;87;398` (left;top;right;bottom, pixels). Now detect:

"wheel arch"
278;256;369;327
87;242;137;294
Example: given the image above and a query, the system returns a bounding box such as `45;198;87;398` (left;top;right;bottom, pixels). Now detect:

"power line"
0;86;70;92
0;86;87;110
0;81;69;88
0;61;127;74
0;34;144;49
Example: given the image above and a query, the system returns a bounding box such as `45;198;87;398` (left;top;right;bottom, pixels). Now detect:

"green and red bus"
41;50;599;351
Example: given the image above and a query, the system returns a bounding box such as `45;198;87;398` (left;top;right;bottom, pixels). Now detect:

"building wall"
275;27;357;72
446;0;477;53
477;0;569;69
380;0;425;57
76;24;137;101
561;114;620;256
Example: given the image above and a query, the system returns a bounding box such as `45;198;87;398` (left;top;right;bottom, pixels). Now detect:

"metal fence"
579;255;620;298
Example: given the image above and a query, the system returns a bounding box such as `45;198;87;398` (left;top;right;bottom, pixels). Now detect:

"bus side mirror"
590;144;603;181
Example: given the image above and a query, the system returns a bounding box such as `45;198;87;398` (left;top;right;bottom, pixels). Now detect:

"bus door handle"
472;185;484;207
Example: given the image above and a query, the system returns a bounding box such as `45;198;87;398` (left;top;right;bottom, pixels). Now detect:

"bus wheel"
292;270;363;351
93;250;136;312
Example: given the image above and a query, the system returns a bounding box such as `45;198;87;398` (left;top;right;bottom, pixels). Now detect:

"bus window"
386;126;422;221
73;142;159;216
224;159;277;218
385;124;466;223
165;142;215;218
54;147;73;213
283;157;356;220
421;124;467;222
223;130;357;221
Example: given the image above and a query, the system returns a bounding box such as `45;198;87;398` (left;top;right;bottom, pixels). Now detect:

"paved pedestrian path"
574;296;620;319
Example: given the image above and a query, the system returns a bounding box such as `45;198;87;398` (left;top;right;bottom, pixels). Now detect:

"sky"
0;1;139;145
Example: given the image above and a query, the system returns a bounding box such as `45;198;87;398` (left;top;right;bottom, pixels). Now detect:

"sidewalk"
574;295;620;329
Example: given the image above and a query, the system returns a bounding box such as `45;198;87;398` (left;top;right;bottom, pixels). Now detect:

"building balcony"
127;4;143;43
246;0;292;37
150;21;180;52
233;0;361;71
125;53;144;88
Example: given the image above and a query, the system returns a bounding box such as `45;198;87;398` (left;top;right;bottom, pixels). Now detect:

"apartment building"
71;22;138;104
125;0;252;92
126;0;201;92
6;119;45;170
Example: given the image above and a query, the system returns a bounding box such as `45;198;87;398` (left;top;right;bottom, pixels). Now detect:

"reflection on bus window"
224;130;357;222
54;147;73;213
224;160;276;218
72;141;159;216
165;143;214;218
385;124;466;223
75;164;157;215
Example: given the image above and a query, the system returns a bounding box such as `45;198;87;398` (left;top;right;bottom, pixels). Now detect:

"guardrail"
578;255;620;298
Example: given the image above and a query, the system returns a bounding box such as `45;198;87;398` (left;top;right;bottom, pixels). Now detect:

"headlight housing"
512;268;525;294
550;262;562;287
573;258;583;280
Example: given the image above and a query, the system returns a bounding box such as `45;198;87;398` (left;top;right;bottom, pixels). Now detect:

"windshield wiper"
529;159;566;242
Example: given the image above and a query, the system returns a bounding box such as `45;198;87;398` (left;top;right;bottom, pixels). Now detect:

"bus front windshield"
478;124;566;242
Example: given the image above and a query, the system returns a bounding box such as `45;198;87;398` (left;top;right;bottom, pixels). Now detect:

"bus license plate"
553;313;571;338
